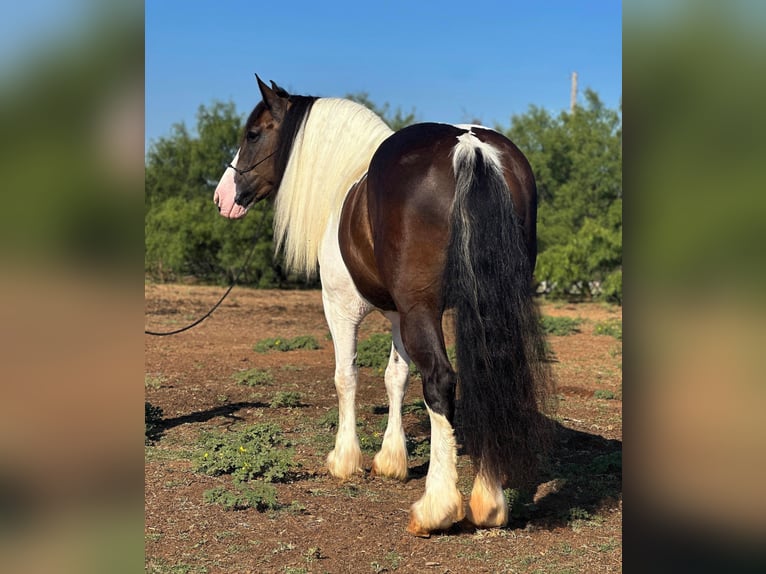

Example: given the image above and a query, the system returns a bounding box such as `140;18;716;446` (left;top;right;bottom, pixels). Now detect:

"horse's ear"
270;80;290;99
255;74;287;122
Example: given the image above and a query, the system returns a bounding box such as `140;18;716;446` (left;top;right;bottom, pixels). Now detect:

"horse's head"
214;75;289;218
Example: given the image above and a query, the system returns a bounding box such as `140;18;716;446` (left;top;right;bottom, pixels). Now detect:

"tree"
502;90;622;302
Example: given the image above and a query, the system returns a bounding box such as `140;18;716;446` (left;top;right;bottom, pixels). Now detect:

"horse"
213;76;553;536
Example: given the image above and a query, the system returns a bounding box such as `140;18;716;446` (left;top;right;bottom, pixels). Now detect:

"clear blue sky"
145;0;621;152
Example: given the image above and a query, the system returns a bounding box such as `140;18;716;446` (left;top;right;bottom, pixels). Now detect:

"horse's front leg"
319;224;373;480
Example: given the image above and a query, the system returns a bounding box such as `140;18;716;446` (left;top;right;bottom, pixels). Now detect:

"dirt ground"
145;284;622;573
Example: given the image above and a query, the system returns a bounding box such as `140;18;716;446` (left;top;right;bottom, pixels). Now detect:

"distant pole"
570;71;578;113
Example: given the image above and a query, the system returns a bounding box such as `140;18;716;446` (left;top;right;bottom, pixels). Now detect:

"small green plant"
594;389;617;400
402;399;426;414
317;407;339;429
270;391;303;408
232;368;274;386
254;335;320;353
594;319;622;340
203;483;279;511
504;488;535;520
356;333;392;369
145;401;164;445
194;423;298;483
540;315;583;336
407;437;430;459
359;431;383;454
145;374;164;389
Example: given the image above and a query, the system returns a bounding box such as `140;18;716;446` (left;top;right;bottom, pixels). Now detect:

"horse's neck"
273;99;392;278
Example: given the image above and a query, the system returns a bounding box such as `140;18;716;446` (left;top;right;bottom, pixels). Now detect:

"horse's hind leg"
466;467;508;528
371;312;410;480
400;305;465;536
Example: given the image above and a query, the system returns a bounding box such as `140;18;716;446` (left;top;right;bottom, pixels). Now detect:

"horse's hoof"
406;515;432;538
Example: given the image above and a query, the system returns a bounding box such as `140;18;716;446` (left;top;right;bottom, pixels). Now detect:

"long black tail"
445;137;554;488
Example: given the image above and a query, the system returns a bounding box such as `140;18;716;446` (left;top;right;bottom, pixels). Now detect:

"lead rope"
145;206;270;336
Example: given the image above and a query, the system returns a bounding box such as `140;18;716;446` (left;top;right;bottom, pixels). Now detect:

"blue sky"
145;0;621;152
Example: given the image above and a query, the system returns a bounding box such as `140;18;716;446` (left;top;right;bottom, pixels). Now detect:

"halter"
227;150;276;176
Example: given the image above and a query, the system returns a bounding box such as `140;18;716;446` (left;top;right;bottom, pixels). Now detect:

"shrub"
194;423;298;483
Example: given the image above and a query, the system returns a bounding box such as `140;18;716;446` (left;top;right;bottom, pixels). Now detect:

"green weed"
232;368;274;386
594;319;622;340
193;423;298;483
253;335;320;353
203;482;279;511
594;389;617;400
317;407;339;429
540;315;583;336
357;333;392;369
270;391;303;408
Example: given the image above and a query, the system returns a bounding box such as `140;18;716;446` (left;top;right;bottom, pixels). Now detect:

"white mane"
273;98;393;278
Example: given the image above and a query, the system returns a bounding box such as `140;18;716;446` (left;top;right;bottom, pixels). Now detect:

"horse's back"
339;122;537;313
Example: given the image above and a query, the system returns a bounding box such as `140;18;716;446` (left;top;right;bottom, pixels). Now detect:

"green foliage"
356;333;392;369
253;335;320;353
503;90;621;302
193;423;298;483
232;368;274;386
145;402;164;445
540;315;582;336
270;391;303;408
593;389;617;400
203;483;279;512
594;319;622;340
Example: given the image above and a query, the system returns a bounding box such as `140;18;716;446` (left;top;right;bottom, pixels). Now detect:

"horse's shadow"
148;401;269;443
511;420;622;530
412;419;622;532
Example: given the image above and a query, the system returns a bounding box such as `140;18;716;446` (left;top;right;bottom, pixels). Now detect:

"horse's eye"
246;130;260;142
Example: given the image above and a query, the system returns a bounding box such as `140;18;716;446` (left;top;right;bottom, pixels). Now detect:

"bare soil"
145;284;622;573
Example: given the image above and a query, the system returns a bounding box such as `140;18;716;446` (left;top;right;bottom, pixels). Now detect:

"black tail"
445;140;554;488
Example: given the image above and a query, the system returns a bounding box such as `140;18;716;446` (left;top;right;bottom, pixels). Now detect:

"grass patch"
270;391;303;408
540;315;583;336
193;423;298;483
356;332;392;369
402;399;427;414
232;368;274;386
253;335;320;353
203;483;279;511
594;389;617;400
317;407;339;430
145;402;164;445
594;319;622;340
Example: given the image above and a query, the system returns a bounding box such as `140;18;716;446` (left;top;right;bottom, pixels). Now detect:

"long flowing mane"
274;98;393;277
